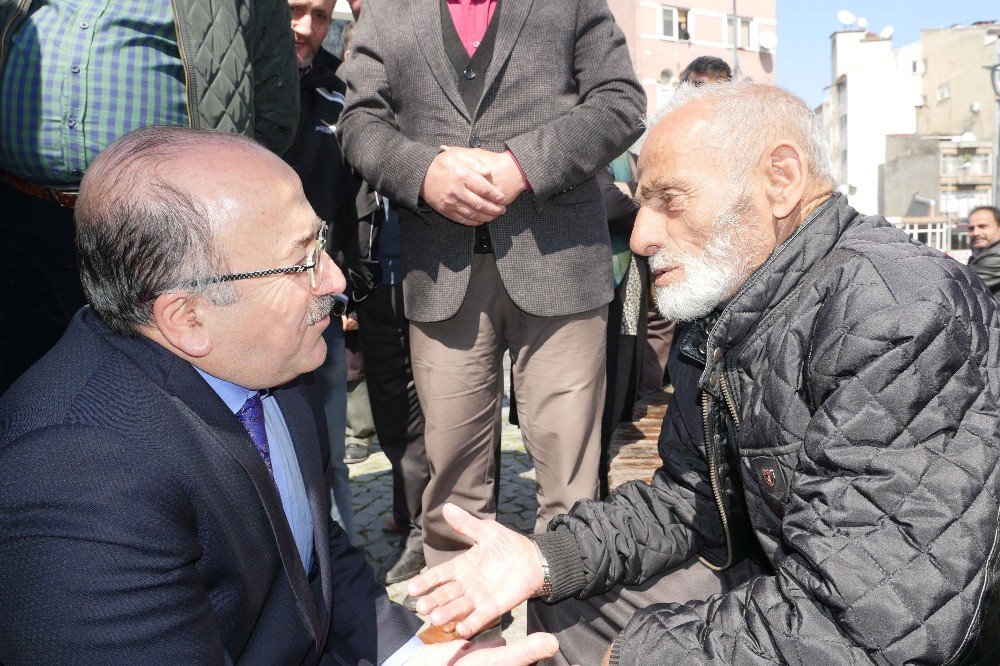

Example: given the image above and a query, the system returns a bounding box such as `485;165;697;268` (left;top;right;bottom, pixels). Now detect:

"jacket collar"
698;193;862;390
411;0;533;123
80;310;329;644
299;47;342;91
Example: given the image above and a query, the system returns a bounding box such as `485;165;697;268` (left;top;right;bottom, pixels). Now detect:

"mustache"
306;294;335;325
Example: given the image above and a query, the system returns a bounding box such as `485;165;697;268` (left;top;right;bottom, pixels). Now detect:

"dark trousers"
0;180;86;395
528;557;762;666
356;283;428;554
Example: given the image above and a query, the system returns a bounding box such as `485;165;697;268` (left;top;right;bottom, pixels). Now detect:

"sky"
775;0;999;109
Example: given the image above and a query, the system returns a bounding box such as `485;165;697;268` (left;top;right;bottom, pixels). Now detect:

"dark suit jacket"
339;0;646;322
0;309;421;665
969;240;1000;301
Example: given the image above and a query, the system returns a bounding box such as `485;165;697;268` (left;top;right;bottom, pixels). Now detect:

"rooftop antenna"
879;25;895;39
857;17;869;29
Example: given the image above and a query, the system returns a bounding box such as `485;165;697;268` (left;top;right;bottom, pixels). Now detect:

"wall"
608;0;777;120
882;135;940;217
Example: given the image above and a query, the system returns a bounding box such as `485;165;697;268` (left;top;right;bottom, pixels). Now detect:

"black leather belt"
0;169;79;208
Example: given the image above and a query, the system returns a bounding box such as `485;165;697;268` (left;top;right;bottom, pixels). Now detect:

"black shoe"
378;547;426;585
344;442;369;464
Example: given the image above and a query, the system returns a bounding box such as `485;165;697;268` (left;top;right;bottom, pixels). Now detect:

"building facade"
821;21;1000;259
608;0;777;119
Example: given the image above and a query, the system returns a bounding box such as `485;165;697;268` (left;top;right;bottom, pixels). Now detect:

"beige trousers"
411;254;607;566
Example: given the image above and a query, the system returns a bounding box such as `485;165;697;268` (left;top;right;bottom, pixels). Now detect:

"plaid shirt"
0;0;188;185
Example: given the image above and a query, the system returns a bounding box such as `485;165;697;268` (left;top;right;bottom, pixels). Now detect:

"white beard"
649;205;754;322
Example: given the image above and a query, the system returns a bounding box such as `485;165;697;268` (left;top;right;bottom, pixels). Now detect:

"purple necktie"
236;392;273;475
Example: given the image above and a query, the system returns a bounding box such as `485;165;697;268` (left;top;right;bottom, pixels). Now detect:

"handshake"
419;146;528;226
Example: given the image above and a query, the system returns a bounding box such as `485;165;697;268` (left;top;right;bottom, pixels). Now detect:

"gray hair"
650;81;835;189
75;126;260;335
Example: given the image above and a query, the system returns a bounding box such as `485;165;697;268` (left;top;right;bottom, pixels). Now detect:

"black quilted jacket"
535;194;1000;664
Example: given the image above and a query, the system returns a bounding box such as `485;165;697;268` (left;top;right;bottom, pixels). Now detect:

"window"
660;6;677;39
937;83;950;101
660;6;690;40
727;15;752;48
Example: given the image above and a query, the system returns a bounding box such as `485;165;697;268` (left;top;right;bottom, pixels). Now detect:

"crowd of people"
1;0;999;664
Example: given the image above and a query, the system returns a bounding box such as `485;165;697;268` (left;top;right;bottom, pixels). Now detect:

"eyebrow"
284;220;320;260
636;177;686;204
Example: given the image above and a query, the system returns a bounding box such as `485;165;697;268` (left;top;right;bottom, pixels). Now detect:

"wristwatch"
537;548;553;598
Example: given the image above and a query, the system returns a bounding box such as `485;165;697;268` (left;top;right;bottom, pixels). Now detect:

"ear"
765;142;807;219
150;292;213;358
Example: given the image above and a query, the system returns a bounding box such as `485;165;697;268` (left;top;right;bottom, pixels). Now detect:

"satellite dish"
758;30;778;50
857;17;868;29
837;9;856;26
879;25;895;39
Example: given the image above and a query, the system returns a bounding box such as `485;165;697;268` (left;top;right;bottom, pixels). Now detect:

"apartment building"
607;0;777;118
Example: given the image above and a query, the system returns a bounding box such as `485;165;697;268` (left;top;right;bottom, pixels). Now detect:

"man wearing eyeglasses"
0;126;559;665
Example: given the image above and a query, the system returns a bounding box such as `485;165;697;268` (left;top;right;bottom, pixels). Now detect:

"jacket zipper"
0;0;32;67
698;363;743;571
699;387;734;571
169;0;195;127
719;372;742;428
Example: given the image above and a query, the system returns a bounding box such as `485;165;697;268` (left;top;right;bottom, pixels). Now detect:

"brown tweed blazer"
339;0;646;322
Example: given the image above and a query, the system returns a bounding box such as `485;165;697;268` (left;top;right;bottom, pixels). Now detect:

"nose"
630;207;664;258
316;252;346;297
293;14;312;38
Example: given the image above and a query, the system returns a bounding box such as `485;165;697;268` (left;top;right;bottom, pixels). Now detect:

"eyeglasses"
189;220;328;290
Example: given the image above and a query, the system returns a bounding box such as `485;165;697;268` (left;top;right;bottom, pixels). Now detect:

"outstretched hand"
410;634;559;666
407;503;545;638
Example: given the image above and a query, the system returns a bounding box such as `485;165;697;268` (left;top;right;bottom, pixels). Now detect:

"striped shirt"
0;0;188;185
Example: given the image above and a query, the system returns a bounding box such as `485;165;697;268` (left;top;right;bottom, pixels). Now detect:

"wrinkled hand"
420;149;506;226
408;503;545;638
409;634;559;666
341;314;359;332
447;147;527;205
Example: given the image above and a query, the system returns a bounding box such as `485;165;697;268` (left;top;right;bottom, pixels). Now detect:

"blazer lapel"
476;0;534;117
273;387;334;625
162;362;323;643
411;0;472;122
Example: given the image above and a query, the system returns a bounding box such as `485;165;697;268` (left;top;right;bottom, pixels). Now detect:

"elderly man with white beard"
403;81;1000;666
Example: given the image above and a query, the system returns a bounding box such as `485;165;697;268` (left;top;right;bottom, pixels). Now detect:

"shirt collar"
194;367;257;415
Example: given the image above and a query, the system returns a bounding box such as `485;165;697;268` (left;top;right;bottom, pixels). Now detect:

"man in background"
679;55;732;85
0;0;299;394
967;205;1000;300
282;0;357;540
340;0;646;575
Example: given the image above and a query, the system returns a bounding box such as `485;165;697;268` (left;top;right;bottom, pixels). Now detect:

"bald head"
645;81;835;192
75;126;291;335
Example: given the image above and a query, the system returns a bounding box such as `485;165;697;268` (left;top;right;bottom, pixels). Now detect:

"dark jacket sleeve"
972;249;1000;299
0;426;229;663
251;0;299;155
611;259;1000;665
596;168;639;237
319;425;423;665
504;0;646;201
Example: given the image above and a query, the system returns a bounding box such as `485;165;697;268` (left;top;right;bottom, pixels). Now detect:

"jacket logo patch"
751;456;790;518
762;467;776;488
315;123;336;135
